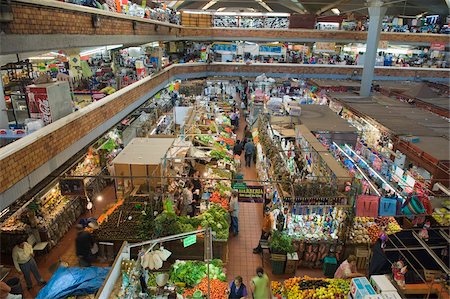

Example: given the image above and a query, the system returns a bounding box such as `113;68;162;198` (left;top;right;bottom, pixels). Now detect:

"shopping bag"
356;195;380;217
378;197;398;216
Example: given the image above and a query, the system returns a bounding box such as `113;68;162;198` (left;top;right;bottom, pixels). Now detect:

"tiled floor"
226;99;324;288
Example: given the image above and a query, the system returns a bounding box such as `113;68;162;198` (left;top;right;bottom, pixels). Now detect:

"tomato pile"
183;277;228;299
209;192;229;210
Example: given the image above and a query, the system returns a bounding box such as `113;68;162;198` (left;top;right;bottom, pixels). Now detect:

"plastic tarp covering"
36;266;110;299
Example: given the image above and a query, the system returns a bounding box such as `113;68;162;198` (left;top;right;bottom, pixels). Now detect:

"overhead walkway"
1;0;449;54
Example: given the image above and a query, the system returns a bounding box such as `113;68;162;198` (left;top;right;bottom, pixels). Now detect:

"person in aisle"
0;281;22;299
334;255;364;279
233;140;243;157
250;267;271;299
191;170;202;215
244;139;255;168
227;276;248;299
229;190;240;236
75;224;95;267
181;182;194;217
12;239;46;290
253;207;274;254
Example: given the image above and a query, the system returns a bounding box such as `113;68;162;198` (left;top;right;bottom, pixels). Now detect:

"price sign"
183;235;197;248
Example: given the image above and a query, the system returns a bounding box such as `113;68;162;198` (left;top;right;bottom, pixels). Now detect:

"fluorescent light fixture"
202;0;217;10
28;56;56;60
344;144;403;199
333;142;380;196
214;11;289;17
256;0;273;12
217;7;226;12
80;44;123;57
331;8;340;15
182;10;211;14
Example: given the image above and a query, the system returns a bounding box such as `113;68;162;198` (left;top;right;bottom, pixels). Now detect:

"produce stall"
271;276;351;299
112;137;176;197
95;229;229;299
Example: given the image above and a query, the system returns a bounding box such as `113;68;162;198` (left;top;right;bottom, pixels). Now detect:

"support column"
0;78;9;129
360;0;386;97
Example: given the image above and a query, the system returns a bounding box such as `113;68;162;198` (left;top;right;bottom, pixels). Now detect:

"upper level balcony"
1;0;448;55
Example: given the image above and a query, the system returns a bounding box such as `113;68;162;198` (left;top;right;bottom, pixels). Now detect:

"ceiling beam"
316;0;351;15
278;0;308;14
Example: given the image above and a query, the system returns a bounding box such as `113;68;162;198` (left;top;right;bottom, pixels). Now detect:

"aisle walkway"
226;95;322;290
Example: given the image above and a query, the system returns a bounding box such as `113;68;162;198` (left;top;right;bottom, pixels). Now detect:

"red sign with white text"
26;87;53;125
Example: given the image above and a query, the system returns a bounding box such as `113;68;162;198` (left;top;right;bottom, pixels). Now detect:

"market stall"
112;137;176;197
95;228;229;299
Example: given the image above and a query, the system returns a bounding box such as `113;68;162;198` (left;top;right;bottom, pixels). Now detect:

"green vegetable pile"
196;135;214;145
154;204;228;239
209;149;227;160
198;204;229;240
269;231;296;254
170;259;226;287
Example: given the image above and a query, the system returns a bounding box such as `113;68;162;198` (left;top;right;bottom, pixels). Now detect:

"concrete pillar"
0;78;9;129
360;0;387;97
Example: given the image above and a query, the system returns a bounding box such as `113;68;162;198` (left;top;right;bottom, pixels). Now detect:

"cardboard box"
370;275;397;293
351;277;378;299
380;292;402;299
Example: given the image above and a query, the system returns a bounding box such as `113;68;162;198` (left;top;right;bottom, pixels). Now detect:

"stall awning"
112;137;175;166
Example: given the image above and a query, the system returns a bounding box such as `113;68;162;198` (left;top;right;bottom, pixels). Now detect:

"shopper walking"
227;276;248;299
191;171;202;215
76;224;95;267
244;139;255;167
253;207;274;254
233;140;243;157
229;190;240;236
250;267;270;299
12;239;46;290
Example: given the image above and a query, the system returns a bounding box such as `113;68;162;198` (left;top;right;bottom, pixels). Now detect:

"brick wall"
2;1;448;44
1;2;175;36
0;63;448;195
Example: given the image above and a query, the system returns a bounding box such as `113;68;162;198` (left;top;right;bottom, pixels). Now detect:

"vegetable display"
198;204;229;240
269;231;296;254
154;205;229;240
170;259;226;287
183;277;228;299
209;192;229;210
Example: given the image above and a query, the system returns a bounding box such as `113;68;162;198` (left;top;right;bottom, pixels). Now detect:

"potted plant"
269;231;295;275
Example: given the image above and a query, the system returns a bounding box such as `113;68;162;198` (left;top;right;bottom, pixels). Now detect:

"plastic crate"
323;256;338;278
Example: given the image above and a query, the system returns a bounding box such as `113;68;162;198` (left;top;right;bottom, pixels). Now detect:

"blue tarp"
36;266;110;299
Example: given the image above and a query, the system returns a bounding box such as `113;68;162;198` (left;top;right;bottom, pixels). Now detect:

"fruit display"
432;204;450;226
182;277;228;299
348;217;402;245
276;276;350;299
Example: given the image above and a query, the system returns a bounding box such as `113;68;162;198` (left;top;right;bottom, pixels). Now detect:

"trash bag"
36;266;110;299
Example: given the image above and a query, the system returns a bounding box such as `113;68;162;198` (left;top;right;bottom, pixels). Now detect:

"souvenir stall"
0;182;85;253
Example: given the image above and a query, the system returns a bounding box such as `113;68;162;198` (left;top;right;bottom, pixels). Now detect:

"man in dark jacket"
76;224;94;267
232;140;243;156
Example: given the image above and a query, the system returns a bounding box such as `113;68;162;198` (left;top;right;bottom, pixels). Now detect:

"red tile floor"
225;106;323;288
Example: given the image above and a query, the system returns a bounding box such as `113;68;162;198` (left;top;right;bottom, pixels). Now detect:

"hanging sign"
238;185;264;203
183;235;197;247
